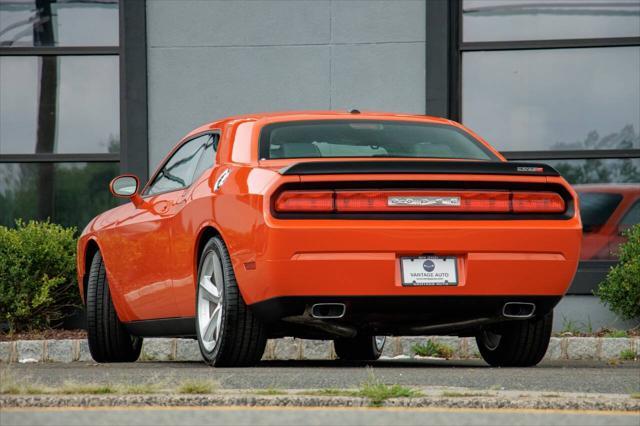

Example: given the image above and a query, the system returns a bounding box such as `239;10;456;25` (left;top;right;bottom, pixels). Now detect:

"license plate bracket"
400;256;458;286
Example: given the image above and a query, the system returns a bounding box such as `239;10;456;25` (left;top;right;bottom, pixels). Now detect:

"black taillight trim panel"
270;181;574;221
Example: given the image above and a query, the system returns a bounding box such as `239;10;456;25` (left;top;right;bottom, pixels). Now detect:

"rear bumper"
250;295;562;337
233;220;582;305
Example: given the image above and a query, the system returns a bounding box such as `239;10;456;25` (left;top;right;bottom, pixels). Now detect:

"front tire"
196;237;267;366
334;335;386;361
476;311;553;367
86;251;142;362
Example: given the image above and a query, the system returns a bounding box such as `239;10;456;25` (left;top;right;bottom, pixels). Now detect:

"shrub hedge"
0;220;80;332
595;224;640;320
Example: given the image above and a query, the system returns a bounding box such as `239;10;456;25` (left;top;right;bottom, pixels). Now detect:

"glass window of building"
462;47;640;152
0;0;118;47
0;0;120;229
463;0;640;42
460;0;640;267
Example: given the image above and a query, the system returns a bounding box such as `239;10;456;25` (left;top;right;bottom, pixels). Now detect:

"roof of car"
185;111;456;139
219;110;453;122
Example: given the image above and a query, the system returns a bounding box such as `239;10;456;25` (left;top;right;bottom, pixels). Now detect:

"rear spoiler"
279;161;560;177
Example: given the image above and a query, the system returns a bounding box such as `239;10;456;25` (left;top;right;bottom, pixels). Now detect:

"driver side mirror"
109;175;144;207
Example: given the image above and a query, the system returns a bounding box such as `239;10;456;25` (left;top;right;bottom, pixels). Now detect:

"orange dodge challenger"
77;111;582;367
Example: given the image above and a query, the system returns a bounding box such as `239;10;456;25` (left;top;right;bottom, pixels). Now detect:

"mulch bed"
0;329;87;342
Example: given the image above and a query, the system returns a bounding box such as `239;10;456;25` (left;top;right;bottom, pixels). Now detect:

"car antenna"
349;109;361;114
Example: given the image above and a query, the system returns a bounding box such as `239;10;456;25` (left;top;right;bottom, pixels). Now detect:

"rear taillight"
274;190;565;214
512;192;565;213
274;190;334;212
335;191;511;212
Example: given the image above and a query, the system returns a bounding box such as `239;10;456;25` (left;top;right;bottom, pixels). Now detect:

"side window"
620;200;640;230
192;134;219;182
145;135;209;195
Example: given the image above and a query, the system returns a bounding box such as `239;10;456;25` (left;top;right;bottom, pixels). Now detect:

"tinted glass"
260;121;497;161
620;201;640;227
192;135;218;182
0;0;118;47
462;47;640;152
145;136;209;195
577;192;623;231
0;162;119;229
463;0;640;42
0;56;120;154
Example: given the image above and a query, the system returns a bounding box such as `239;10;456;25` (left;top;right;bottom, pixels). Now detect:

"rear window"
259;120;498;161
578;192;623;231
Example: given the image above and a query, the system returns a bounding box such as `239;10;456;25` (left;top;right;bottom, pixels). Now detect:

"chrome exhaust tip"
503;302;536;319
311;303;346;319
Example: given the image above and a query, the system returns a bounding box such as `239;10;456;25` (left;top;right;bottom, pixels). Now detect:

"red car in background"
575;185;640;261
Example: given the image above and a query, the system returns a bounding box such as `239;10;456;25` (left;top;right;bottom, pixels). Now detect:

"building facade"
1;0;639;330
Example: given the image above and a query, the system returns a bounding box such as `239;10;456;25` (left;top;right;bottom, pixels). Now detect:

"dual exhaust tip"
310;302;536;320
502;302;536;319
311;303;346;319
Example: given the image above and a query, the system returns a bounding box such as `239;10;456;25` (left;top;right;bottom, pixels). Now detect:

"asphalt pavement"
4;359;639;394
2;406;639;426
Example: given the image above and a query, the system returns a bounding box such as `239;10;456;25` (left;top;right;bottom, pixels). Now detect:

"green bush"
0;220;80;332
595;224;640;320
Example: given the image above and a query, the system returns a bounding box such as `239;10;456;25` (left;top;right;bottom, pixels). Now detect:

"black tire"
334;335;385;361
476;311;553;367
196;237;267;367
86;251;142;362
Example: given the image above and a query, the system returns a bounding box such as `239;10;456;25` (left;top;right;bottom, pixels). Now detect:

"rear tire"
334;335;385;361
196;237;267;367
86;251;142;362
476;311;553;367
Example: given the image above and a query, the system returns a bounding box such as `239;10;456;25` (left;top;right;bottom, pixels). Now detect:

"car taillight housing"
274;190;334;212
274;190;565;214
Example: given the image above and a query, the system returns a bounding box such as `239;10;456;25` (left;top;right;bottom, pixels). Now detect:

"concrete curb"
2;393;639;411
1;336;638;363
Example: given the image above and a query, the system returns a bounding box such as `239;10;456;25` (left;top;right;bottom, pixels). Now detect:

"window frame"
619;199;640;229
423;0;640;295
0;1;149;182
0;2;120;166
450;0;640;161
141;130;220;197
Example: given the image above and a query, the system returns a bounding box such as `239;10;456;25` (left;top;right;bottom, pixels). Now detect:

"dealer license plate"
400;256;458;286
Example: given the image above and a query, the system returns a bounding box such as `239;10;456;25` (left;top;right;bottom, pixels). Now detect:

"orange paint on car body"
77;111;582;329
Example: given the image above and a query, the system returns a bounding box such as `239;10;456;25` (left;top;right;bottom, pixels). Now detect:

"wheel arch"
194;225;223;283
82;238;101;305
193;224;251;303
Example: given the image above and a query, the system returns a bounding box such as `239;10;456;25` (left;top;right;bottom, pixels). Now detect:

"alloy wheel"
197;251;224;352
481;329;502;351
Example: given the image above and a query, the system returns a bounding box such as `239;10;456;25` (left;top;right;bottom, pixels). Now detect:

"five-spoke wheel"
195;236;267;366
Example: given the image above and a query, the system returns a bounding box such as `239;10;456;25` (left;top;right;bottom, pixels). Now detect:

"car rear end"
235;116;581;366
248;160;579;327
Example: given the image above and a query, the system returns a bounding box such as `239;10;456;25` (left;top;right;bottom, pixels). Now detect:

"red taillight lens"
512;191;565;213
335;191;511;212
275;190;334;212
274;190;565;214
